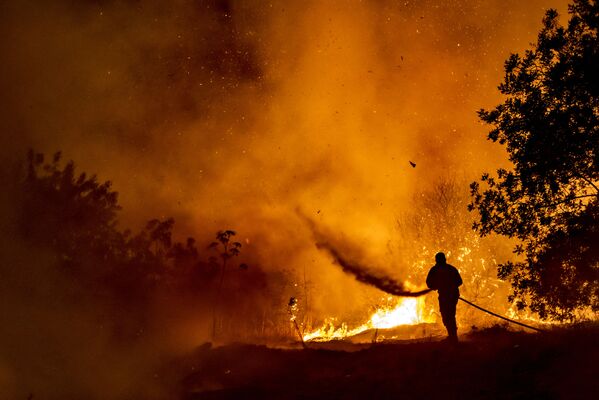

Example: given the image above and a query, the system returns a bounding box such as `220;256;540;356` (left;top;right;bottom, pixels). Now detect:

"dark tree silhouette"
209;230;242;339
19;152;197;325
16;150;288;340
21;150;123;273
469;1;599;320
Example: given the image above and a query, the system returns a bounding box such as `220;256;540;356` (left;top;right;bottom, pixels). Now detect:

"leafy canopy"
469;0;599;320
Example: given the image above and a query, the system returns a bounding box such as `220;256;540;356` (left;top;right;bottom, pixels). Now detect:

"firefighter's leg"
440;297;458;342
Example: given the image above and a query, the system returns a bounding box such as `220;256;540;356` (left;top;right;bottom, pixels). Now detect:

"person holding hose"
426;252;463;343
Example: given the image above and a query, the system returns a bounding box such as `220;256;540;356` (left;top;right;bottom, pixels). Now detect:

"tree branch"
580;175;599;194
538;194;597;209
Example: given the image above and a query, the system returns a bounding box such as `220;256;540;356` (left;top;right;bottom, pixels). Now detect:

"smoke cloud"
316;241;433;297
300;212;431;297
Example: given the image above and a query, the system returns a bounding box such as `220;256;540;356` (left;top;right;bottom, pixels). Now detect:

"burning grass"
303;297;433;342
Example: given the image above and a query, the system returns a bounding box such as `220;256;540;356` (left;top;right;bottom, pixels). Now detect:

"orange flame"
303;296;432;342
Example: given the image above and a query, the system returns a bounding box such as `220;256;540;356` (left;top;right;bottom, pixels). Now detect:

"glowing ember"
303;297;431;342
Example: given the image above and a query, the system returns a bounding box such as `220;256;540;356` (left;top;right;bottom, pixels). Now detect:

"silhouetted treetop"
22;150;121;259
470;0;599;320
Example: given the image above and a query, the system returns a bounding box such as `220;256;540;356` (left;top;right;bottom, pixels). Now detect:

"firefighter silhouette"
426;252;463;343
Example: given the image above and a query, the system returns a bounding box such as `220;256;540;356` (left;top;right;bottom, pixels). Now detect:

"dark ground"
166;324;599;400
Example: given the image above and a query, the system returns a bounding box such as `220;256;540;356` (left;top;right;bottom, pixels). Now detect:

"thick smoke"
300;212;431;297
316;241;432;297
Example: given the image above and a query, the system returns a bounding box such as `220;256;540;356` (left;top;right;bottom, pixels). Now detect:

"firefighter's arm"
455;269;463;287
426;268;438;290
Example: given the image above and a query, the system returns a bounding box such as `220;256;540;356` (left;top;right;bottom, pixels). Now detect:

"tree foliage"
469;1;599;320
17;151;270;336
21;150;124;274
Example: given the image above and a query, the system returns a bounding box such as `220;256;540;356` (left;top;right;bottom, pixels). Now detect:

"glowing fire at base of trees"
303;297;432;342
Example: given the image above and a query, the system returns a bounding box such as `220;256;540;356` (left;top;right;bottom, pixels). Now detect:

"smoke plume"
316;241;433;297
299;212;431;297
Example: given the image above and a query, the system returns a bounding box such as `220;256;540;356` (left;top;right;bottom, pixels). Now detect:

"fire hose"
458;296;546;332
